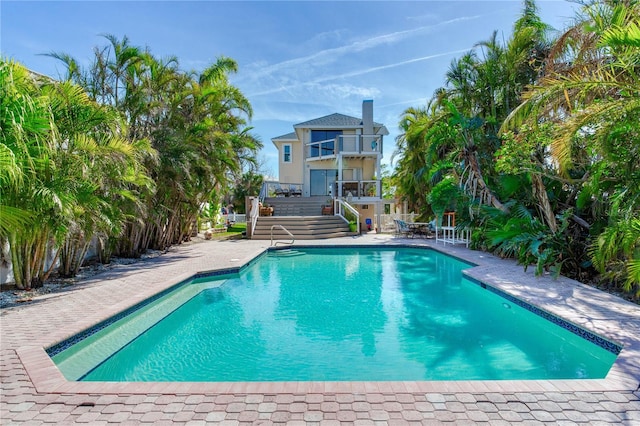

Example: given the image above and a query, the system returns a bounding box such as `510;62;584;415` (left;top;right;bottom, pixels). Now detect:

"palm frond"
625;258;640;294
0;205;33;236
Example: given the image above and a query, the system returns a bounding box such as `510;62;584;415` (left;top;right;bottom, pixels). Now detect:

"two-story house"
252;100;388;238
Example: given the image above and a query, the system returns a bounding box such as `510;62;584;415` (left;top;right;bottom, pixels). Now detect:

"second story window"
310;130;342;157
283;144;292;163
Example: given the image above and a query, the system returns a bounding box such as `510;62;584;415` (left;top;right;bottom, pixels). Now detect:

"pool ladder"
270;224;295;247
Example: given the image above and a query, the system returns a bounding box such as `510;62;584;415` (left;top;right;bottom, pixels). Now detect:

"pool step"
268;249;305;257
251;216;355;240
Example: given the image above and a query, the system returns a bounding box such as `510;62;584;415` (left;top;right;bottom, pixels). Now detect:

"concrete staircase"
252;216;353;240
252;196;354;240
263;196;328;216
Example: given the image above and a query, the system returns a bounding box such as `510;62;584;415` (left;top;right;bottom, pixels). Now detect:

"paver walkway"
1;234;639;424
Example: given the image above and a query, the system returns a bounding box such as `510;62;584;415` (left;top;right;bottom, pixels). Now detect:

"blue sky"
2;1;578;178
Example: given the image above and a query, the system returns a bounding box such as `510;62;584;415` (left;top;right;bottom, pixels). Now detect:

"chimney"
362;100;374;136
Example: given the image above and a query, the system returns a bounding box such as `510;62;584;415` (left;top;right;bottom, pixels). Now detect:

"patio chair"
394;219;413;238
342;182;359;197
289;185;302;197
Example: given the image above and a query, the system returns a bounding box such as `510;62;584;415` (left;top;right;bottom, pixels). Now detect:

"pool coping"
14;238;640;396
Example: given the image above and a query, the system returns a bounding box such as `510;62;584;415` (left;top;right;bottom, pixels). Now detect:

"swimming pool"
49;247;619;382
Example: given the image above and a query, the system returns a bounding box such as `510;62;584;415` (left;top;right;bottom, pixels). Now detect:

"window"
310;130;342;157
283;144;291;163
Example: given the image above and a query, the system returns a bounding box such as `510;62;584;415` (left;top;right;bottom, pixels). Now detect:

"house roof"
272;131;297;141
272;111;389;145
295;113;361;128
294;113;385;129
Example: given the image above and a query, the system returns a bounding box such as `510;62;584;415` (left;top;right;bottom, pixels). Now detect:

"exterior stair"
252;216;353;240
263;196;329;216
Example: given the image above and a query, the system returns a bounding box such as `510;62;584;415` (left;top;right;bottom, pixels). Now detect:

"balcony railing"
335;180;380;198
260;181;303;201
307;134;382;159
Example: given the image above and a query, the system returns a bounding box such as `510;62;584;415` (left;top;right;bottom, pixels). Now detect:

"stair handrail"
270;224;295;246
335;198;360;234
249;197;259;237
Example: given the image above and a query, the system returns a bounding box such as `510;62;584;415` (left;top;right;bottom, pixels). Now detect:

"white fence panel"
377;213;417;233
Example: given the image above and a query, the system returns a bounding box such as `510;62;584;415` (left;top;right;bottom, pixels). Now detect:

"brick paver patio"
1;234;639;424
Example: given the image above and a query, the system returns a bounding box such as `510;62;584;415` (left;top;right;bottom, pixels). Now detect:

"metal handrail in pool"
270;224;295;246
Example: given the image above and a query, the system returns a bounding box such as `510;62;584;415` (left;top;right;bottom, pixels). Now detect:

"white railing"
307;134;383;159
307;138;336;159
435;212;470;247
377;213;417;233
220;213;246;224
260;181;303;199
337;180;380;198
338;134;382;154
249;197;259;237
335;199;360;234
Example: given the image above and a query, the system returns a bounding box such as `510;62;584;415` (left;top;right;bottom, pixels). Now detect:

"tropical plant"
392;0;640;293
0;57;155;286
229;170;264;214
2;33;260;287
502;0;640;294
590;200;640;296
392;0;551;220
1;59;60;289
0;60;44;238
42;80;153;276
51;36;261;258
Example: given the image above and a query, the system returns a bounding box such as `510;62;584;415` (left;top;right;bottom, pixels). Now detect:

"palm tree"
392;105;437;214
50;38;261;257
503;0;640;293
43;80;153;276
0;59;60;289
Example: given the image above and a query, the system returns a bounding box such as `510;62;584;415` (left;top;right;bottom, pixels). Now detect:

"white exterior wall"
0;240;14;285
1;236;101;286
274;140;303;184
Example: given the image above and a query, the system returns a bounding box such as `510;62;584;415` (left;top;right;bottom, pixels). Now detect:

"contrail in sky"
242;14;484;83
249;48;471;97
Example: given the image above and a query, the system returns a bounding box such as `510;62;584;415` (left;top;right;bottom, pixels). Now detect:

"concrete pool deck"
1;233;639;424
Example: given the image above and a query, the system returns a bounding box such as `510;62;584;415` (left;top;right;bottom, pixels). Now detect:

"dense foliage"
392;0;640;298
1;36;260;289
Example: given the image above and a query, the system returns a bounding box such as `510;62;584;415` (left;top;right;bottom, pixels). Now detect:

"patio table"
407;222;432;238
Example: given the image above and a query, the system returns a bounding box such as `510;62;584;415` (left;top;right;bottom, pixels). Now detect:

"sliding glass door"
310;169;338;196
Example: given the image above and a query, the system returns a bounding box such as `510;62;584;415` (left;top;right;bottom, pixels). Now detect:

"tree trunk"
531;172;558;233
8;232;24;289
464;149;508;213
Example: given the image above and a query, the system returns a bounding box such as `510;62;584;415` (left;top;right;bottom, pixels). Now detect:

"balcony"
260;181;303;200
307;134;382;161
335;180;380;200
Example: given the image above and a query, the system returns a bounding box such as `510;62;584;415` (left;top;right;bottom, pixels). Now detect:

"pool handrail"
270;224;295;246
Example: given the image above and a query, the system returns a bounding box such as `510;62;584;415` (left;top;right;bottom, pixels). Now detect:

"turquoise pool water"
52;247;618;382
